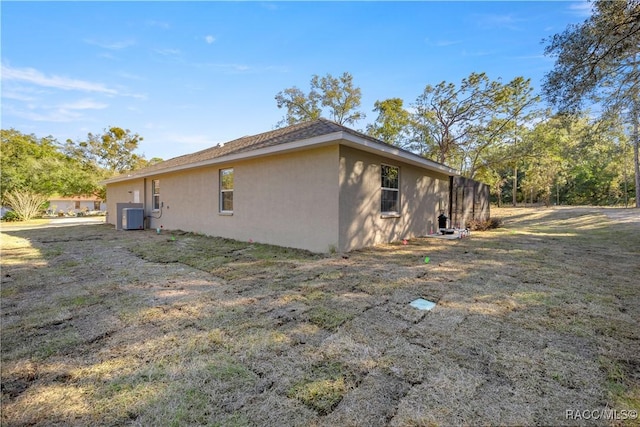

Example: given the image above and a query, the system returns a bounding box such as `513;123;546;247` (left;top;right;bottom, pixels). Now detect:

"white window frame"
152;180;160;211
219;168;234;214
381;164;400;216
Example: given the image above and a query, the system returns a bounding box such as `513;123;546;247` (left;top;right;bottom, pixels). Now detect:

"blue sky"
2;1;591;161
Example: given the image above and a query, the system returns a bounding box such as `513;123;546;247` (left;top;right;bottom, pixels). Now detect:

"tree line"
275;70;635;207
0;127;155;220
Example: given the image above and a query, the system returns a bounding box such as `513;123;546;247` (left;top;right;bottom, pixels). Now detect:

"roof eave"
102;130;458;185
101;132;342;184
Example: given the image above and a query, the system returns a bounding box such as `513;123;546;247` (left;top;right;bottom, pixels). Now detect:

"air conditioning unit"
122;208;144;230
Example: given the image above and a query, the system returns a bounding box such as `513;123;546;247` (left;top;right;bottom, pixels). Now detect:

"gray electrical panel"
122;208;144;230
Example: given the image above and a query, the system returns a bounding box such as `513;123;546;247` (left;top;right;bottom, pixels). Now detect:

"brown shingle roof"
114;119;362;177
104;118;456;182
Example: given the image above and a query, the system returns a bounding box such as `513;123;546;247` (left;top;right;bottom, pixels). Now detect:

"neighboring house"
48;196;106;215
103;119;459;252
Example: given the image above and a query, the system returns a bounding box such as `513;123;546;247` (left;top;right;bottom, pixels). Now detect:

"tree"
0;129;96;201
274;87;321;126
410;72;503;166
275;72;365;127
543;0;640;207
563;116;630;205
407;73;541;185
475;165;508;207
366;98;411;146
147;157;165;166
519;116;572;206
503;112;632;206
499;77;542;205
63;127;148;201
65;127;145;174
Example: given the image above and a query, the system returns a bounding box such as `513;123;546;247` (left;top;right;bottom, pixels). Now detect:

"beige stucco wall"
338;145;450;252
105;179;145;226
142;167;216;234
107;146;340;253
229;146;340;252
106;143;453;253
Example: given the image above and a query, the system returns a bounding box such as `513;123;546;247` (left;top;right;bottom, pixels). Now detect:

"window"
220;168;234;213
94;201;101;210
74;201;81;209
152;180;160;211
381;164;399;214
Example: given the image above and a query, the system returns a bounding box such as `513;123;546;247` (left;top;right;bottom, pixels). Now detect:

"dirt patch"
1;207;639;426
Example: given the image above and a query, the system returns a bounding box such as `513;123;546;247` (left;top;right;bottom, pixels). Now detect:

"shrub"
2;190;48;221
467;217;503;231
1;210;20;222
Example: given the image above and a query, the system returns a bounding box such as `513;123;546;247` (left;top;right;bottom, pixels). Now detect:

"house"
103;119;459;253
47;195;106;215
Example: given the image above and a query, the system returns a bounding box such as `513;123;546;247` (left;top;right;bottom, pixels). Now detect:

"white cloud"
98;52;119;61
203;63;251;72
264;65;290;73
146;20;171;30
205;35;216;44
1;64;118;95
568;1;593;17
154;48;181;56
144;122;165;130
426;38;463;47
119;90;148;100
116;71;145;81
223;64;250;72
2;103;83;123
474;13;524;31
513;54;550;61
85;38;136;50
191;61;289;74
2;89;36;102
3;97;107;123
58;99;108;110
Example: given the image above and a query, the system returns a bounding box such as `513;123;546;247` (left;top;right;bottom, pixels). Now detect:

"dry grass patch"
1;207;639;426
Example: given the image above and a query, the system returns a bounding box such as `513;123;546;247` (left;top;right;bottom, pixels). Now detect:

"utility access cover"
410;298;436;311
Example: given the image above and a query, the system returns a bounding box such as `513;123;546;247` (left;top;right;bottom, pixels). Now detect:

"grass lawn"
1;206;639;426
